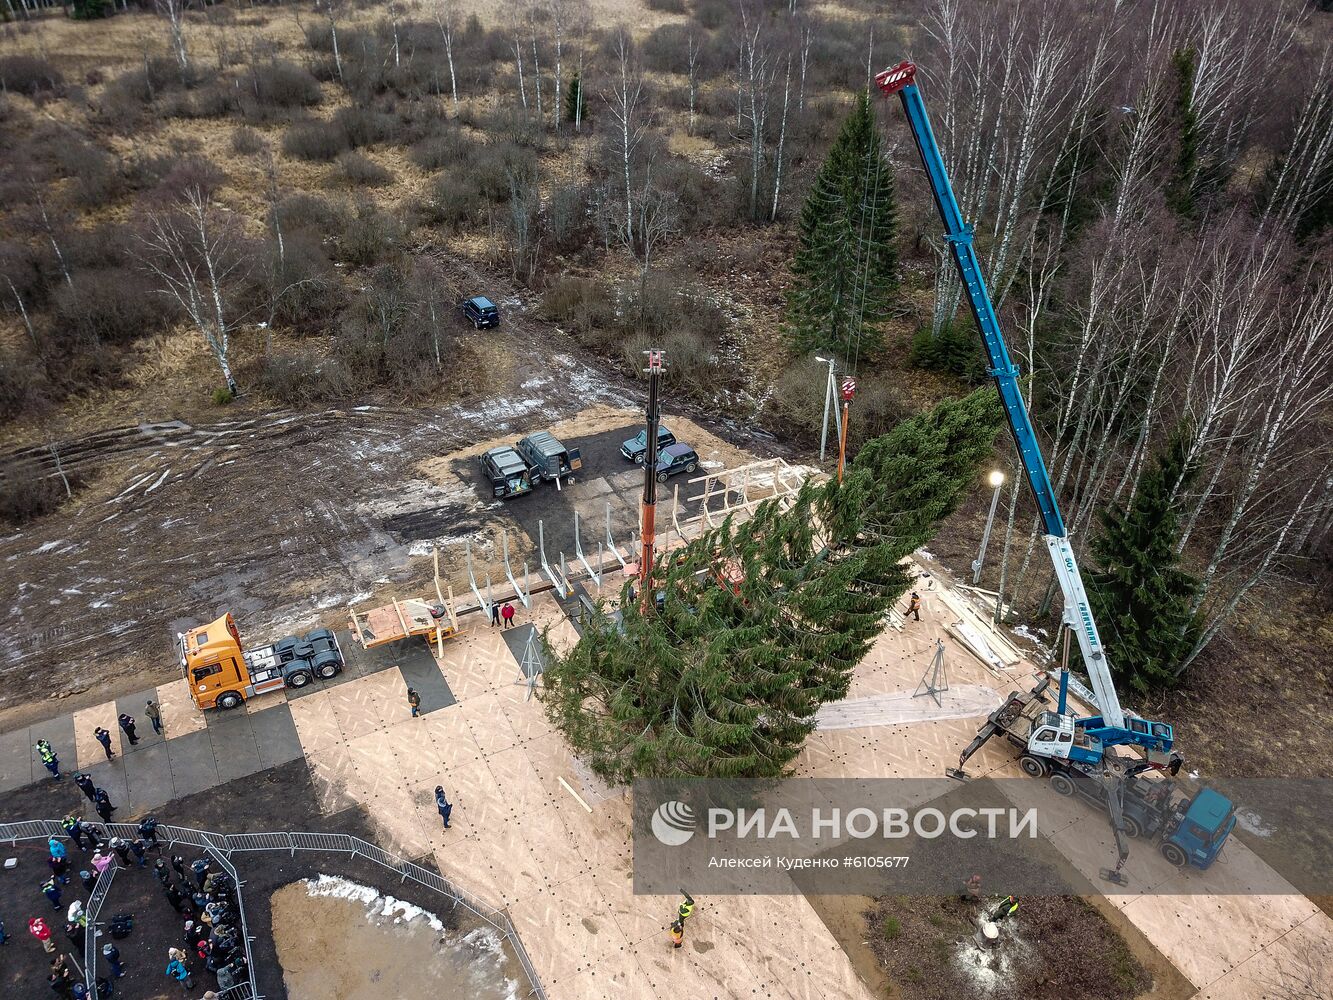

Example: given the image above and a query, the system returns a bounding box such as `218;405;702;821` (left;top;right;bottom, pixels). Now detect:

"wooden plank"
393;599;410;637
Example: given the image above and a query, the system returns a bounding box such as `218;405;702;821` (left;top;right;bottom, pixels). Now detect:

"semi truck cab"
1161;787;1235;869
178;612;344;711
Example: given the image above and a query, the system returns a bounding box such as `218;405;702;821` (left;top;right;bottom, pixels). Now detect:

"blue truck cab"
1160;787;1235;870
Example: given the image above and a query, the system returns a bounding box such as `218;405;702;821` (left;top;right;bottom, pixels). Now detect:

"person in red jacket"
29;916;55;953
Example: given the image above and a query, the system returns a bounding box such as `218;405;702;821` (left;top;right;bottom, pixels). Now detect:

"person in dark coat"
154;859;171;885
117;713;139;746
435;786;453;829
74;772;97;802
62;815;86;850
109;838;131;866
138;816;160;848
165;883;185;910
129;839;147;867
102;942;125;978
190;857;210;889
48;854;70;884
93;789;115;822
80;869;97;892
41;877;62;909
79;821;103;850
93;727;114;760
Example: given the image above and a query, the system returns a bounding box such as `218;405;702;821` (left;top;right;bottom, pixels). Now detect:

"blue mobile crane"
874;62;1234;873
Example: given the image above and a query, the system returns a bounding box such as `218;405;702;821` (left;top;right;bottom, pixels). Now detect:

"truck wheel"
1160;842;1188;867
286;669;312;689
686;461;698;473
315;659;341;679
1019;755;1049;778
657;472;669;483
1122;816;1144;839
216;692;242;710
1049;773;1075;797
635;454;644;464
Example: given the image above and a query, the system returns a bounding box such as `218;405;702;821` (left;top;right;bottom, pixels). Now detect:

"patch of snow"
301;874;520;1000
699;460;724;469
1235;807;1274;837
34;540;64;554
145;469;171;493
91;600;113;609
1009;624;1050;649
454;398;544;423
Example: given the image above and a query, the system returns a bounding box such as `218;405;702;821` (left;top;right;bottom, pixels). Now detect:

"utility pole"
639;349;665;610
815;356;842;462
971;470;1005;584
836;376;856;483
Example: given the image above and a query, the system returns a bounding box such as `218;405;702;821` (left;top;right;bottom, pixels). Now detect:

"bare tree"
736;8;777;222
314;0;345;84
770;54;792;222
602;30;648;247
31;184;73;291
1261;45;1333;234
156;0;191;76
686;29;700;135
4;276;38;349
134;189;251;396
433;0;460;109
634;164;679;299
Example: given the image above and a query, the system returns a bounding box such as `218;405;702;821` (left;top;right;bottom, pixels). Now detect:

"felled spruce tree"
541;386;1002;783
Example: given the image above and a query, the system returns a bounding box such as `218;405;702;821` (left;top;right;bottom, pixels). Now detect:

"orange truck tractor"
177;613;345;711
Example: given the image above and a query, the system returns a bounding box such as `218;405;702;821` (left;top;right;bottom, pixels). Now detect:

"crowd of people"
7;798;250;998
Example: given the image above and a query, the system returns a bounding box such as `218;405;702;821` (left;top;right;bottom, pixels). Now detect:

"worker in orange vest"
668;919;684;949
907;592;921;621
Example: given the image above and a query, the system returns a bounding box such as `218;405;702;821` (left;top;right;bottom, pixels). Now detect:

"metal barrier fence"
82;863;118;997
1;820;546;1000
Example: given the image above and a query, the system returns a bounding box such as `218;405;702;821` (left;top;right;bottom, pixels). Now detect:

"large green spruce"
540;386;1002;783
784;91;899;360
1088;429;1203;695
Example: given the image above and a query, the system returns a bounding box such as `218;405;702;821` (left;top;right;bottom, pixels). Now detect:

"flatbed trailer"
347;547;463;658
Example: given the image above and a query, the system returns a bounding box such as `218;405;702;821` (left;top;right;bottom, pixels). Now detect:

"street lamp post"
971;470;1005;585
815;356;841;463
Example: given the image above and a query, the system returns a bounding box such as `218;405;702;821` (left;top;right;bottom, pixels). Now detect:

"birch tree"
156;0;190;77
134;189;250;397
1260;46;1333;235
433;0;459;109
602;31;647;247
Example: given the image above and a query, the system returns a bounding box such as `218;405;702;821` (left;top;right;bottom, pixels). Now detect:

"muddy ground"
0;275;788;734
860;893;1157;1000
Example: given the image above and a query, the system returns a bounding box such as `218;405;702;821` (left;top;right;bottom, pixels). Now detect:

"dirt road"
0;338;630;728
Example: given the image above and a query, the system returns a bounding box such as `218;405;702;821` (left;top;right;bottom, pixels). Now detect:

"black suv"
480;445;532;499
654;443;699;482
621;425;676;463
462;296;500;329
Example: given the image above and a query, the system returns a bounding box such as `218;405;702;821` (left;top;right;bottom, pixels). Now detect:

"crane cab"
1026;710;1102;765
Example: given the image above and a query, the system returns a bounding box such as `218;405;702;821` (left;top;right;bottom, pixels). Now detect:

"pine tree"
784;91;898;360
541;386;1002;783
1088;429;1202;695
564;72;587;125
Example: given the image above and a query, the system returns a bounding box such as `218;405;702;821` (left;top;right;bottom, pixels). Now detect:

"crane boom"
875;61;1170;754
